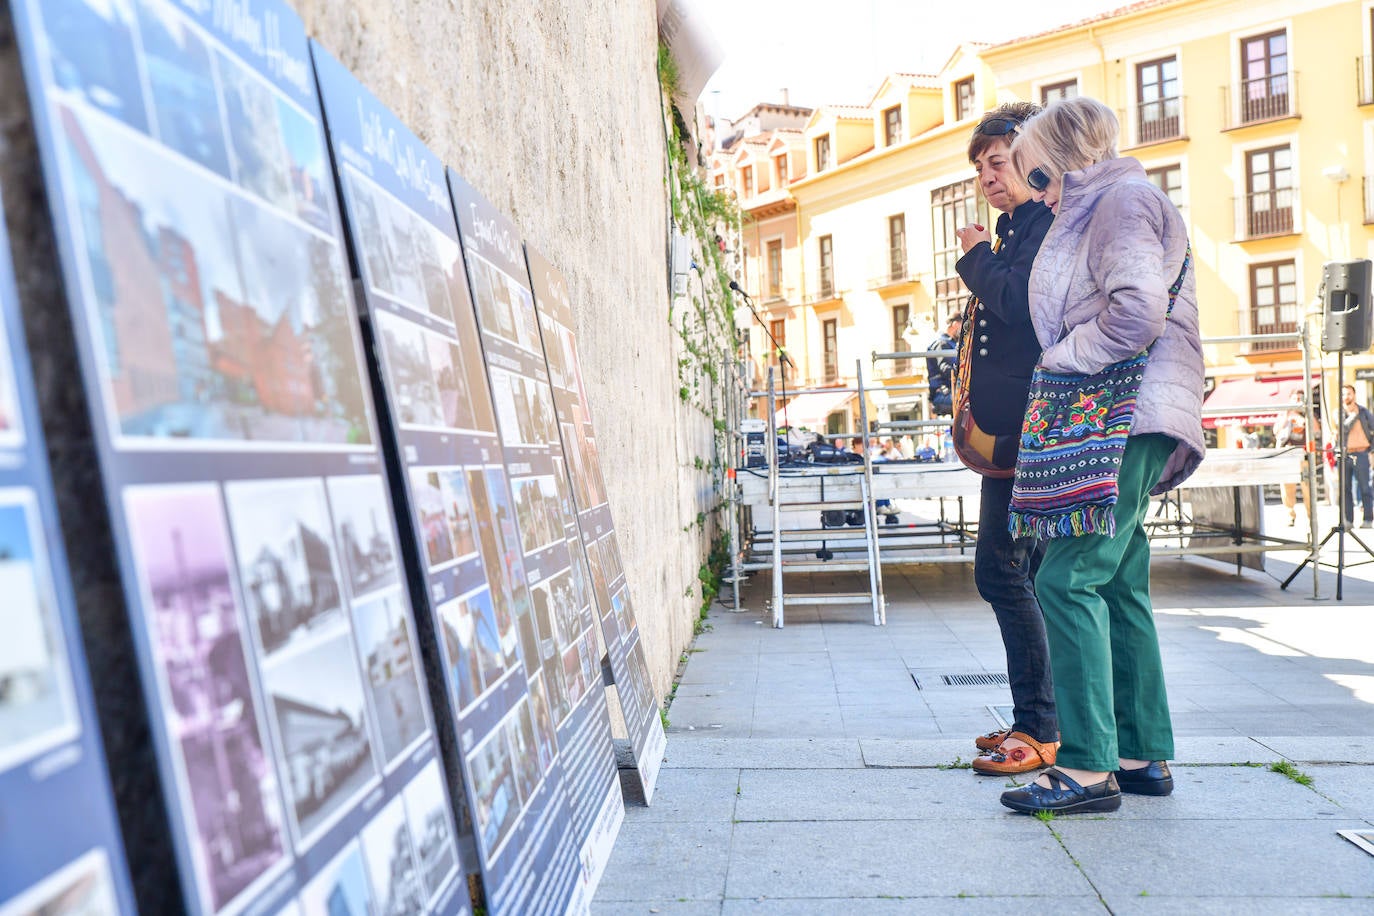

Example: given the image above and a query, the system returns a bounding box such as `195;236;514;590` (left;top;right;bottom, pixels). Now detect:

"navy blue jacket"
954;200;1053;435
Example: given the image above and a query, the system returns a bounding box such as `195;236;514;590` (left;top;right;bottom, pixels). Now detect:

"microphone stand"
730;282;795;450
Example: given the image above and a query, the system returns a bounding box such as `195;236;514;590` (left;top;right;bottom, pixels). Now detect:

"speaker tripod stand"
1281;351;1374;599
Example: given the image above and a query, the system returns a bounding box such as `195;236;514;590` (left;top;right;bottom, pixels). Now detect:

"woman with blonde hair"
998;96;1204;814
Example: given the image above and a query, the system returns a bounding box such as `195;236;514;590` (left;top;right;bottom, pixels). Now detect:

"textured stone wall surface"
295;0;712;700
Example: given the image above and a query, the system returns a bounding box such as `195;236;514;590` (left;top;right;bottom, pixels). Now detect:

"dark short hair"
968;101;1041;163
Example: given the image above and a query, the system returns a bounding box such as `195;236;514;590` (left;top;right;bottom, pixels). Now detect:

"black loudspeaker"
1321;259;1374;353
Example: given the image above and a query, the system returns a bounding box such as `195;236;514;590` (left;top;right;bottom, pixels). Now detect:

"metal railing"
1234;186;1298;239
1223;72;1299;128
1136;95;1184;145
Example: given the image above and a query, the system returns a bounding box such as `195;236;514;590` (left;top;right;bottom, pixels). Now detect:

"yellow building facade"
714;0;1374;445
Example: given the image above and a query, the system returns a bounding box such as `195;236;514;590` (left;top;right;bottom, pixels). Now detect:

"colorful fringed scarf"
1008;245;1190;539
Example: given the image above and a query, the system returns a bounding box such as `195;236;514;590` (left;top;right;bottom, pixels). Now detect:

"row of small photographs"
490;368;558;449
469;253;541;356
294;760;459;916
0;847;118;916
53;101;373;449
0;492;80;778
530;567;598;727
511;474;570;557
597;529;626;586
376;309;496;435
122;478;430;914
344;166;460;328
466;686;558;863
36;0;334;233
0;318;23;449
615;630;657;739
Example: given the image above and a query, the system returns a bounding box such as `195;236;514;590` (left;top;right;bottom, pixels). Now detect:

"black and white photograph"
296;841;372;916
468;725;521;860
506;702;541;803
509;285;540;354
262;630;378;843
401;761;459;902
0;849;119;916
526;380;559;447
225;478;345;658
350;591;427;764
135;0;231;180
0;495;78;776
539;312;566;390
54;103;371;446
425;334;477;431
358;795;424;916
414;217;460;327
326;475;400;600
600;533;626;586
469;257;507;342
410;469;457;570
376;309;445;429
344;169;396;296
489;369;530;448
550;457;574;524
124;484;286;911
435;593;483;710
377;197;429;320
486;262;519;343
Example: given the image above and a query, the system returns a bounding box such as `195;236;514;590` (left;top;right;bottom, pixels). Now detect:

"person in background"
1000;96;1204;815
1340;384;1374;529
926;315;961;417
1274;398;1316;527
953;101;1060;778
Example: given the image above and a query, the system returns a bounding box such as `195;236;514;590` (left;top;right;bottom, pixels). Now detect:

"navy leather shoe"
1000;767;1121;814
1115;760;1173;796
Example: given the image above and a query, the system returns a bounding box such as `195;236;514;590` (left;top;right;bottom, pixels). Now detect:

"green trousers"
1034;433;1177;771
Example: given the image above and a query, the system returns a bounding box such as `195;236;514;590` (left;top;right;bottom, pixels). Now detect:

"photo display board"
525;247;667;802
0;189;136;916
11;2;466;914
312;45;621;914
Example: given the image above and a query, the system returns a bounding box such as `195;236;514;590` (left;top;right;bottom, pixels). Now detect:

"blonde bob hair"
1011;96;1120;187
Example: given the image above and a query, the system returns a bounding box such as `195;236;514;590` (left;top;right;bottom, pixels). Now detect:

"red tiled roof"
991;0;1185;48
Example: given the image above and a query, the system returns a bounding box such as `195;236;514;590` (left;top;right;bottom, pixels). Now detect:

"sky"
695;0;1145;122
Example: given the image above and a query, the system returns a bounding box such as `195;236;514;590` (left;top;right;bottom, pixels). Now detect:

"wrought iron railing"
1234;186;1298;239
1224;72;1298;128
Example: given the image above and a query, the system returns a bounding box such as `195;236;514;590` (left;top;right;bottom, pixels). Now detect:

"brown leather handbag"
950;274;1018;478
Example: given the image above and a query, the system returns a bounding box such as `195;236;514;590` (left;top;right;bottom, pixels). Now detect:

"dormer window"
883;105;902;146
775;153;789;186
815;135;831;172
742;165;754;197
955;77;976;120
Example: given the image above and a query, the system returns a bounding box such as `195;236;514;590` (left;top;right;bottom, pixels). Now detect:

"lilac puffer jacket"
1028;156;1204;494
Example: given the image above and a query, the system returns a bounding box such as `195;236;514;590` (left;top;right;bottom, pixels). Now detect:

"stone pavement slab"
1256;736;1374;763
661;737;863;769
593;820;732;902
735;768;1004;822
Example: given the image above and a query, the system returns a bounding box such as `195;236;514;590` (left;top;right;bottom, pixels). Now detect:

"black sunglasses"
975;116;1023;137
1026;166;1051;192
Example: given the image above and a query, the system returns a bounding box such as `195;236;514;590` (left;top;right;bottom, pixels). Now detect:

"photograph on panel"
37;0;149;134
526;378;559;447
358;794;424;916
401;760;461;905
0;275;26;452
488;368;531;448
349;590;428;765
466;718;522;860
506;701;542;805
0;494;79;775
410;468;457;570
135;0;231;179
527;577;569;722
508;282;540;356
436;469;479;560
599;533;626;585
525;673;559;775
296;841;372;916
511;475;561;556
435;590;498;712
465;468;531;668
425;334;477;431
259;627;378;845
549;457;574;528
0;849;119;916
51;102;370;447
585;537;612;617
326;475;400;600
567;546;596;633
570;403;607;505
375;310;446;430
561;626;591;715
471;257;518;344
224;478;346;658
123;484;287;912
559;420;593;511
538;312;566;391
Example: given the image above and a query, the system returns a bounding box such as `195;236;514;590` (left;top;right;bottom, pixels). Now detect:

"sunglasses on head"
975;116;1023;137
1026;167;1051;192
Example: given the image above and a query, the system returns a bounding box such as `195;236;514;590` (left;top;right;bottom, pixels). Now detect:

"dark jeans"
976;474;1058;743
1344;451;1373;523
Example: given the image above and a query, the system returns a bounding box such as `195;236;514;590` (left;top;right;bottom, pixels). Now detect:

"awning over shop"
1201;375;1318;428
775;390;855;430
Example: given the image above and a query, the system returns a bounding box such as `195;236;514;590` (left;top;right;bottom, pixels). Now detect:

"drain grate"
911;672;1010;690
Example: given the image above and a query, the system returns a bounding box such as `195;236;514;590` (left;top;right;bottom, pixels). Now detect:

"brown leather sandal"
974;728;1011;752
971;731;1059;775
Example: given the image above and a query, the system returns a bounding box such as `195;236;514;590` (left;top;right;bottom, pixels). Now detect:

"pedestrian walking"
1340;384;1374;528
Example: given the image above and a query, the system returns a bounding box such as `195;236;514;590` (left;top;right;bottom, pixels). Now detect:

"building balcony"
1123;96;1186;147
867;248;921;290
1222;73;1299;130
1359;56;1374;107
802;272;843;305
1233;188;1299;240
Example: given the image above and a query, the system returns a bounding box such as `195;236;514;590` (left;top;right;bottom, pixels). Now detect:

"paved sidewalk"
593;548;1374;913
